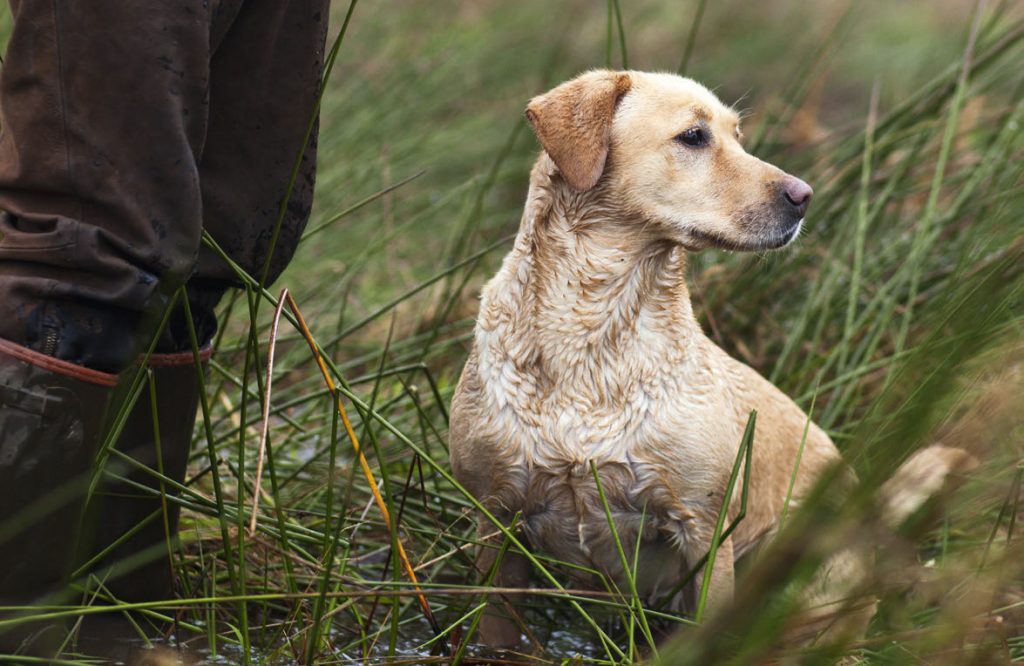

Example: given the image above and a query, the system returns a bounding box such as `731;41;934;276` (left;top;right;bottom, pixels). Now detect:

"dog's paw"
879;445;978;528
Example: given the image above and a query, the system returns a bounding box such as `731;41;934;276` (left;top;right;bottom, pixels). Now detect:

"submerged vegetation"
1;0;1022;663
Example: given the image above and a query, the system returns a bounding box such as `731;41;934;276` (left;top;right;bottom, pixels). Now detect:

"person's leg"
0;0;212;372
0;341;119;653
83;0;330;607
171;0;330;343
0;0;327;652
83;347;211;606
0;1;214;652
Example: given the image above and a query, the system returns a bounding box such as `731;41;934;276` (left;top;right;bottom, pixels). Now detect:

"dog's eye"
675;127;709;148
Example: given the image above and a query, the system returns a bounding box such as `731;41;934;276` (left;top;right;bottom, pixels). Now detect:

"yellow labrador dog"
449;70;969;647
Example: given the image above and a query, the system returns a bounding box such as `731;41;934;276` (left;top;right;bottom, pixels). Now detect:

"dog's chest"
473;337;734;600
475;332;730;473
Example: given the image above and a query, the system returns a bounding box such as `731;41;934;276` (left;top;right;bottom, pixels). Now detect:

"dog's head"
525;70;813;252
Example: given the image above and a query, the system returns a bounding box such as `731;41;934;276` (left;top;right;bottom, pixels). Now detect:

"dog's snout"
782;176;813;217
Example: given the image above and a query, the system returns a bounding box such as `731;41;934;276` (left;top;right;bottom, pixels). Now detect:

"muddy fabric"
85;349;210;604
0;337;123;654
0;0;329;370
0;338;118;606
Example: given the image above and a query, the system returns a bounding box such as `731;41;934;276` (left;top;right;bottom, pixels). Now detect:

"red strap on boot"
0;338;119;387
141;346;214;367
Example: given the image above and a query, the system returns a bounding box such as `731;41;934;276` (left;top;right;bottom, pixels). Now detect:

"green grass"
2;0;1023;663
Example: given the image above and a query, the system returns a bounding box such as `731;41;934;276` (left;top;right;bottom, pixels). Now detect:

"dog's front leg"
475;516;529;648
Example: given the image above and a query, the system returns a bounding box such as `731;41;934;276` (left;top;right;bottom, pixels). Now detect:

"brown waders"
0;0;329;656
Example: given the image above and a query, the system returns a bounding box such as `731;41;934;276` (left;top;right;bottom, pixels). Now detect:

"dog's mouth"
684;216;803;252
762;217;803;249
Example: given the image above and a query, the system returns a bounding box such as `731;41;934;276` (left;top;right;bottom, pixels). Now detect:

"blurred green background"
292;0;987;311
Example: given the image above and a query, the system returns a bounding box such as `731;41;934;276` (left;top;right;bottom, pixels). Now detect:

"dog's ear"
525;70;632;192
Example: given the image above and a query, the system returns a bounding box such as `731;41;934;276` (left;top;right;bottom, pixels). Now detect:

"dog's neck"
478;157;703;392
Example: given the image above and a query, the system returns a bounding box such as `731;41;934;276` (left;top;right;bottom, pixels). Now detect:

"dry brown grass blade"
249;287;289;537
284;291;444;641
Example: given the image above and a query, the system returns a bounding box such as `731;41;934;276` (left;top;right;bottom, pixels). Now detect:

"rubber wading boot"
83;346;211;605
0;337;120;656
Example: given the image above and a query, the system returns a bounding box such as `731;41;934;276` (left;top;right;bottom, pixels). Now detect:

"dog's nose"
782;176;813;217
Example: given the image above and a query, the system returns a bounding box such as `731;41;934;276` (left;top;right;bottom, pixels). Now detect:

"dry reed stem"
284;291;443;639
249;288;289;537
